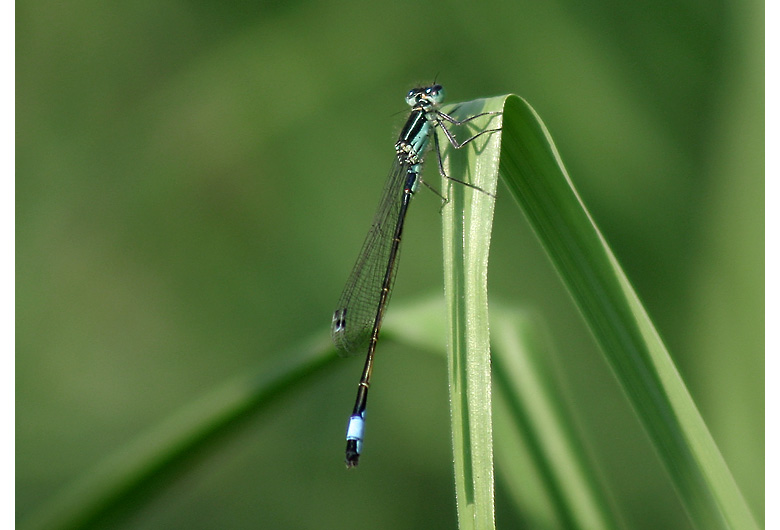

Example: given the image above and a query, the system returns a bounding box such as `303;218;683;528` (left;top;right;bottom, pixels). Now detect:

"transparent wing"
332;157;411;356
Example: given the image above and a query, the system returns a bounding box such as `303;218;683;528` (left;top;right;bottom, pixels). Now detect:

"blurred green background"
17;0;763;528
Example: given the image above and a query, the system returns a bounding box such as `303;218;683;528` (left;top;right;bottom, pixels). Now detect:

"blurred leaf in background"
17;0;762;528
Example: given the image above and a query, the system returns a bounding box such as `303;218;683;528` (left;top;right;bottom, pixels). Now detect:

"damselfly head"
405;84;445;109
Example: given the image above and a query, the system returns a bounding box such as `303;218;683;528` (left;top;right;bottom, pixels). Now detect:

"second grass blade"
498;94;758;530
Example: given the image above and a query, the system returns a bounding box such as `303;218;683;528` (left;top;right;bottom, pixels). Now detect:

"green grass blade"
19;334;336;530
439;96;506;530
498;94;759;530
491;304;623;530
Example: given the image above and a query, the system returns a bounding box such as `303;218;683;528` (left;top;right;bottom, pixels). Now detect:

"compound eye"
405;88;423;106
428;84;445;104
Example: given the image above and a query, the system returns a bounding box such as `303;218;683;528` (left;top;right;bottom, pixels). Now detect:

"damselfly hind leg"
432;110;502;198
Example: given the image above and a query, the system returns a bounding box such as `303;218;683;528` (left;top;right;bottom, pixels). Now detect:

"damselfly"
332;84;501;467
